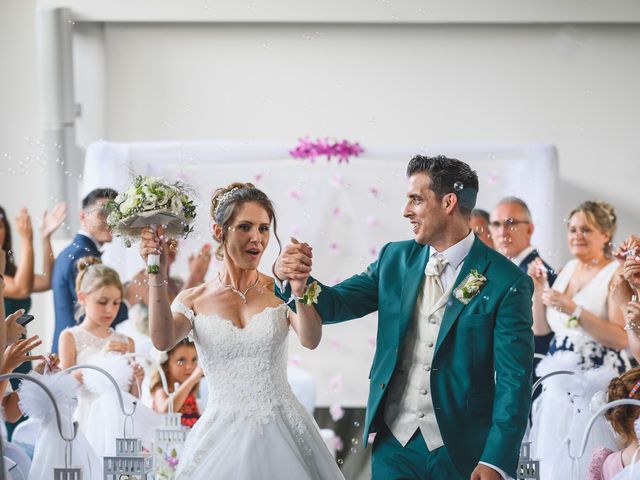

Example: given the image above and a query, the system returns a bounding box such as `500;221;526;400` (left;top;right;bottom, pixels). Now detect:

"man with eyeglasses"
51;188;128;353
490;197;556;360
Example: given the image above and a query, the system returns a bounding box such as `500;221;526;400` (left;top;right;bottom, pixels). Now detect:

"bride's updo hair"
605;367;640;447
568;200;617;256
74;256;124;321
210;182;281;261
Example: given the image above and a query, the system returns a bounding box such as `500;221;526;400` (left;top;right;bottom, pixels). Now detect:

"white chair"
3;455;25;480
3;442;30;478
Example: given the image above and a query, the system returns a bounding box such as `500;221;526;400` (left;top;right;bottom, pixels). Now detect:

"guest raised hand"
623;253;640;293
186;243;213;287
4;309;27;345
527;257;549;290
33;353;61;374
40;202;67;239
1;335;43;374
613;234;640;263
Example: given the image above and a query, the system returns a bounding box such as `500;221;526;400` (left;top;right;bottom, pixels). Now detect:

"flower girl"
150;339;203;427
58;257;159;455
587;367;640;479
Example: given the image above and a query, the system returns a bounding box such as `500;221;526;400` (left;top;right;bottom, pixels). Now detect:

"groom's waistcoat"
383;274;448;449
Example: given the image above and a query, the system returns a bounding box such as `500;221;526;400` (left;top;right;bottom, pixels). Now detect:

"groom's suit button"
380;383;385;389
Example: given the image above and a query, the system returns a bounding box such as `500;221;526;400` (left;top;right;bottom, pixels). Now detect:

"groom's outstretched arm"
481;274;534;476
274;242;390;324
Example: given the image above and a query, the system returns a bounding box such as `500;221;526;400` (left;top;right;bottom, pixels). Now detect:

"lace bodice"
171;300;344;480
171;301;295;424
66;326;130;364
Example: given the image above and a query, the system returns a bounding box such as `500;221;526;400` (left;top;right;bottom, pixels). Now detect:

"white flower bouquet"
106;175;197;273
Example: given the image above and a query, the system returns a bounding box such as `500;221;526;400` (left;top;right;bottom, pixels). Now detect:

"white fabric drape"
83;140;559;406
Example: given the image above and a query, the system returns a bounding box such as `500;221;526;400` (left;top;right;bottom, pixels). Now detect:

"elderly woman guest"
528;201;630;372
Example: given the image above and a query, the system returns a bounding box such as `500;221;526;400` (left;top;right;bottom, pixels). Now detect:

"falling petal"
329;373;343;392
330;403;345;421
288;190;302;200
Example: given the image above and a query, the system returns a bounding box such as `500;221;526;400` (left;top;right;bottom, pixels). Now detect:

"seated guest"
587;367;640;480
491;197;557;359
470;208;494;248
51;188;127;353
529;201;630;373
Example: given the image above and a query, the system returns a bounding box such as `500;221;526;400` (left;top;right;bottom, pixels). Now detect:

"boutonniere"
453;269;487;304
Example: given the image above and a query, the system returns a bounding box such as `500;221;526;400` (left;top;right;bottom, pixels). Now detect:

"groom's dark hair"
406;155;478;217
82;188;118;210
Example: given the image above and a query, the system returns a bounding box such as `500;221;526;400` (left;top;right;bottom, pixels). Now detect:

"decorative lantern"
54;467;83;480
153;412;187;478
517;442;540;480
103;437;154;479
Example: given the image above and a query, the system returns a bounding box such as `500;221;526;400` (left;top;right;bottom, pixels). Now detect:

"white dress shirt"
510;245;535;266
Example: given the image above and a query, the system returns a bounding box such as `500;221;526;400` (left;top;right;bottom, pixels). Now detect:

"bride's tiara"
213;187;240;219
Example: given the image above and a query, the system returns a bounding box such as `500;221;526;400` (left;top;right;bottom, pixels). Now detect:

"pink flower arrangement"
290;137;364;163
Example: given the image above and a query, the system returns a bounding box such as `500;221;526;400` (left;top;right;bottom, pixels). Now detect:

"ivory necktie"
422;254;449;314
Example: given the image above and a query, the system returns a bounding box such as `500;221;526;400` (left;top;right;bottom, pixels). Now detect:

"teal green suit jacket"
276;236;534;478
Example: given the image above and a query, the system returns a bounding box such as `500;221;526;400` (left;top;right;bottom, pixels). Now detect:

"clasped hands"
275;238;313;297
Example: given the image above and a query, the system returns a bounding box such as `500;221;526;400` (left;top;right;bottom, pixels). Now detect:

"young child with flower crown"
58;257;145;429
587;367;640;479
150;339;203;427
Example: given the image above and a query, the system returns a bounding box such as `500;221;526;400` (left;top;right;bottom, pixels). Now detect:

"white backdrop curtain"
83;140;559;406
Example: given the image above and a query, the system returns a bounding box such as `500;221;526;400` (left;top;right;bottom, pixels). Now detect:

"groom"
274;155;534;479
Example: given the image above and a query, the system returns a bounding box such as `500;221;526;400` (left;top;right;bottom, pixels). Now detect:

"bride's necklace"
218;271;260;304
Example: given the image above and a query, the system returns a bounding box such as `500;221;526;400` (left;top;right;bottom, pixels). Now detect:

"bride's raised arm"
141;226;192;350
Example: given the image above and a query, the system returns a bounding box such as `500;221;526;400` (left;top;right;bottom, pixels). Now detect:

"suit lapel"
434;237;490;354
398;242;429;344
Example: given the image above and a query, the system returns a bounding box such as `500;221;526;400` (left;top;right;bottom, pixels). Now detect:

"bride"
141;182;344;480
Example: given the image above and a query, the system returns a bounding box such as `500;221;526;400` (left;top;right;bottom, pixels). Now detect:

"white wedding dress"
171;301;344;480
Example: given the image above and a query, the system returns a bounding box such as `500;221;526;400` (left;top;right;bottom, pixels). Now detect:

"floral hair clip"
629;380;640;398
214;187;240;219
